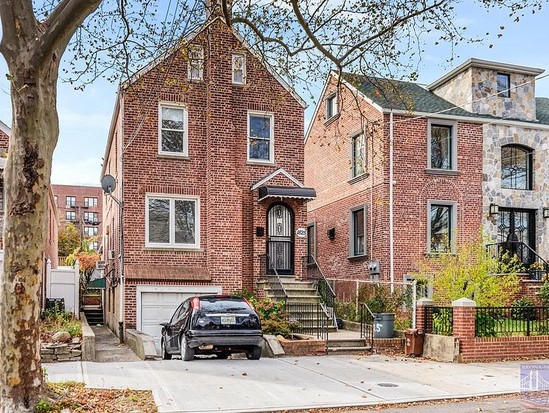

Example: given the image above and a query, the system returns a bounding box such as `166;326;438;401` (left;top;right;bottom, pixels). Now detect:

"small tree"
58;224;81;257
66;248;100;296
413;234;522;306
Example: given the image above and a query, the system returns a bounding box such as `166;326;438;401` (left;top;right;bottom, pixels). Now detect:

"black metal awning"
257;186;316;202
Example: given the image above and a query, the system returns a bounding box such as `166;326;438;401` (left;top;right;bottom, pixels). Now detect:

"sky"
1;2;549;186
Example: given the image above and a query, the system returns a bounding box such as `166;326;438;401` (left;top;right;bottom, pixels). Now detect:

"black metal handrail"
359;303;374;351
486;241;549;280
259;254;288;302
476;306;549;337
285;301;329;341
302;255;336;308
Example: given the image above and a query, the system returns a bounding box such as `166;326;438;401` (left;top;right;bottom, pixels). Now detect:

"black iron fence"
284;301;329;340
302;256;336;319
476;306;549;337
359;303;374;351
423;306;453;336
259;254;288;302
486;241;549;280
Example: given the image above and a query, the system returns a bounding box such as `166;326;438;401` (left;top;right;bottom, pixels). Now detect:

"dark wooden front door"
267;203;294;275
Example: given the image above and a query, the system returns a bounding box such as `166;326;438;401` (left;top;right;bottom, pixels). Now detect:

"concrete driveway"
44;354;540;412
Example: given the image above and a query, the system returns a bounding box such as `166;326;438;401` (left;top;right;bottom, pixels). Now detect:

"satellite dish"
101;175;117;194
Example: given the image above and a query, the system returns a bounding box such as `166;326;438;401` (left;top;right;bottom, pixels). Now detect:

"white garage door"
137;286;222;351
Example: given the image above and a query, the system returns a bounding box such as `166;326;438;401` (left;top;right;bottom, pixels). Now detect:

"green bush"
41;311;82;338
334;300;359;322
249;297;299;337
539;282;549;307
475;312;497;337
432;309;453;335
511;297;535;321
34;400;53;413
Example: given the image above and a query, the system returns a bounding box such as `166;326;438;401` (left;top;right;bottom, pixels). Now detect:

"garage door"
138;286;222;351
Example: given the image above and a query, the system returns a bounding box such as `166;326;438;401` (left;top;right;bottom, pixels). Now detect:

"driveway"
44;354;540;412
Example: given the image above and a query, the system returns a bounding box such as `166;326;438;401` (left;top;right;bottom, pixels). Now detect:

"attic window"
232;54;246;85
497;73;510;98
326;93;338;120
188;46;204;81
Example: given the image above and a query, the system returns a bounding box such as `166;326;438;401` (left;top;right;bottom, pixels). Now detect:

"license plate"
220;316;236;325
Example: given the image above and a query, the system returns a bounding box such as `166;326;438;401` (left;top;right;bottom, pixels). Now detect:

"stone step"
327;346;371;354
327;338;368;348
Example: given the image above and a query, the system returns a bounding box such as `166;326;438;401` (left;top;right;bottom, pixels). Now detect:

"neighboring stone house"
101;16;313;343
51;184;103;252
305;58;549;286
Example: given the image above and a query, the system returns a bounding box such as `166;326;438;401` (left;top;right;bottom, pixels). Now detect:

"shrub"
249;297;299;337
475;312;497;337
34;400;53;413
511;297;535;321
41;311;82;340
432;309;453;336
539;282;549;307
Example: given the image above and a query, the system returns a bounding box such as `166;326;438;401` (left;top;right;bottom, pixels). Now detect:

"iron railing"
302;255;336;324
486;241;549;280
423;306;453;336
284;302;329;341
476;306;549;337
259;254;288;302
359;303;374;351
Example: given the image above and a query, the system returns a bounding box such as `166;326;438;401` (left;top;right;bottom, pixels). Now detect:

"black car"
160;295;263;361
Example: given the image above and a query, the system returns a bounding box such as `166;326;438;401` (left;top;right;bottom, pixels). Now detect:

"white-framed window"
88;241;99;251
427;119;457;171
247;112;274;163
351;133;366;178
146;194;200;249
84;197;98;207
66;211;76;221
232;54;246;85
187;46;204;81
427;200;457;254
84;226;98;237
349;205;366;258
326;93;338;119
84;212;98;223
66;196;76;208
158;103;188;156
54;195;58;207
497;73;511;98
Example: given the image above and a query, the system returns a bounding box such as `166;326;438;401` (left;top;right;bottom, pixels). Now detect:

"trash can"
373;313;395;338
405;329;424;357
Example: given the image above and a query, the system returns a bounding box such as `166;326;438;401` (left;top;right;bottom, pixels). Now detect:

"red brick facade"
102;18;309;332
305;75;484;283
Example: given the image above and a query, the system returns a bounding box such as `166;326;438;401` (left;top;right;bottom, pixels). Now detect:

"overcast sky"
1;2;549;187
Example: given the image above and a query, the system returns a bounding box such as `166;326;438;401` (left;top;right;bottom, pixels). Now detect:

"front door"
267;203;294;275
497;208;536;265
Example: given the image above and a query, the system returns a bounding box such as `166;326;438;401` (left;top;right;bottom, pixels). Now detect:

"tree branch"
0;0;38;58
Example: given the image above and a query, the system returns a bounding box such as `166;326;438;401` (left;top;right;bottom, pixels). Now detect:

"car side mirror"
160;322;170;328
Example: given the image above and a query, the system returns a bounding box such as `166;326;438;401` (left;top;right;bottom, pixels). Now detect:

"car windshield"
200;298;250;313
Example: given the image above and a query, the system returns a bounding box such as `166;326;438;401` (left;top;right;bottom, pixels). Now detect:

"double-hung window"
427;201;456;254
497;73;511;98
247;112;274;163
232;54;246;85
351;133;366;178
428;120;456;171
84;212;98;223
146;194;200;249
188;46;204;81
84;226;98;237
159;103;188;156
84;197;98;207
350;205;366;257
326;93;338;120
66;211;76;221
66;196;76;208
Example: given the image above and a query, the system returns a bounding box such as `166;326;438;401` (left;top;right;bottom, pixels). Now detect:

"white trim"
427;119;458;171
247;111;274;164
136;284;222;334
232;53;246;85
187;45;204;81
158;102;189;157
251;167;305;190
325;92;339;120
428;58;544;91
0;120;10;136
145;193;200;249
427;200;458;254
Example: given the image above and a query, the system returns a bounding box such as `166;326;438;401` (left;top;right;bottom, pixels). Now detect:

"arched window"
501;145;533;190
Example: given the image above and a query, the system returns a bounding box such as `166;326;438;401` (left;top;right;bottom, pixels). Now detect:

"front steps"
327;337;371;354
83;306;104;325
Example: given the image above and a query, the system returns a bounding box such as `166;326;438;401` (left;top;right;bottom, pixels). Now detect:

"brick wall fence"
418;298;549;363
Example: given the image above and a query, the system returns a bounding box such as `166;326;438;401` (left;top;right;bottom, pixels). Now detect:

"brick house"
101;16;314;343
305;59;549;287
51;184;103;252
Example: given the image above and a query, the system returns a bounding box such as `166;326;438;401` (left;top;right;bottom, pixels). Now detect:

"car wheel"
180;335;195;361
246;346;261;360
161;339;172;360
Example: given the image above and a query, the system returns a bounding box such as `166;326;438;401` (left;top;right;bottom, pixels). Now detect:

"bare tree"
0;0;544;410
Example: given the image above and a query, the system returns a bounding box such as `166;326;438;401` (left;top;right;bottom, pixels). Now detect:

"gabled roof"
122;16;306;108
251;168;305;190
0;120;10;136
342;73;479;118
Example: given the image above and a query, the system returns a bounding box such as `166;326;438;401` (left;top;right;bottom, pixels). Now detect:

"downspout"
118;102;125;344
389;111;395;293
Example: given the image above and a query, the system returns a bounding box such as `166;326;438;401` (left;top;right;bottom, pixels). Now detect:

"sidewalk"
44;353;541;413
91;325;140;362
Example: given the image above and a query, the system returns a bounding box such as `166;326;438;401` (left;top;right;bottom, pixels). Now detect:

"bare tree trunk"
0;59;58;411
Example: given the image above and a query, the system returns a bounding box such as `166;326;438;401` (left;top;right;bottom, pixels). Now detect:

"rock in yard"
52;331;71;343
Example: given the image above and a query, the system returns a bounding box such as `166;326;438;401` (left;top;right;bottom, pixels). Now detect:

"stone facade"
101;18;309;333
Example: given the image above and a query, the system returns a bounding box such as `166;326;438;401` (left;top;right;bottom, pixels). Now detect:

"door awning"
258;186;316;202
88;277;106;289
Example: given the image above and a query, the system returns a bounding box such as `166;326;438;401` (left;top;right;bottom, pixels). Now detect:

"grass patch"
38;382;157;412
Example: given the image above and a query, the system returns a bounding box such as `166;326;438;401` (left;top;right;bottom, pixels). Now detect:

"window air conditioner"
96;260;106;270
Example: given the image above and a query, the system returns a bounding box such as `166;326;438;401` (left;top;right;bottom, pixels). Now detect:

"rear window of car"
200;298;251;313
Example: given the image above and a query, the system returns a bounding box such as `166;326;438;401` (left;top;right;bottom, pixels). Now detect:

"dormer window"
497;73;510;98
326;93;338;120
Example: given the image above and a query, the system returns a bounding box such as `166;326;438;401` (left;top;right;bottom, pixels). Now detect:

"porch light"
489;204;499;216
543;208;549;219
